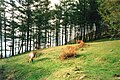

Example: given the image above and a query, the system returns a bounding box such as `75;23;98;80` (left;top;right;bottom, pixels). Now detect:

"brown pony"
76;40;85;48
59;46;77;60
28;51;37;62
28;47;38;62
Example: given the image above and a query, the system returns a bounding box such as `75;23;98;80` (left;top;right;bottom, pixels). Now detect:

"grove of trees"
0;0;119;58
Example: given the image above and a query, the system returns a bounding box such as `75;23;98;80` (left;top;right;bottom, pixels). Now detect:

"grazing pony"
28;48;38;62
59;46;77;60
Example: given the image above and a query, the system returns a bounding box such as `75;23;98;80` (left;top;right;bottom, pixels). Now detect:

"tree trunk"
65;24;67;45
38;28;41;48
0;12;3;58
26;2;31;51
29;35;31;50
83;23;86;41
4;11;6;58
45;29;47;48
80;24;83;40
50;30;52;47
62;27;64;45
12;33;14;56
55;28;59;46
69;25;72;41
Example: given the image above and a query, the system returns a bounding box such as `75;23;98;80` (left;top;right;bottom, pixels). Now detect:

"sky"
50;0;60;9
50;0;60;6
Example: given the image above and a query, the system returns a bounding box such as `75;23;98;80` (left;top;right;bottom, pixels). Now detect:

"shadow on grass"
33;57;50;63
0;65;5;80
92;38;120;43
36;53;43;57
76;52;93;58
4;63;52;80
76;54;82;58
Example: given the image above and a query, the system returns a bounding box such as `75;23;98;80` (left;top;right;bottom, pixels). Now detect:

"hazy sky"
50;0;60;6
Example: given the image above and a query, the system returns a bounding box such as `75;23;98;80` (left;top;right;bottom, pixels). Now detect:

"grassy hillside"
0;40;120;80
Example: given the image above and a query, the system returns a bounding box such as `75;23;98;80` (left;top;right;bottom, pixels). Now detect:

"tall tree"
3;2;7;57
26;0;33;51
60;0;73;45
88;0;101;40
0;0;4;58
53;4;62;46
32;0;51;48
98;0;120;38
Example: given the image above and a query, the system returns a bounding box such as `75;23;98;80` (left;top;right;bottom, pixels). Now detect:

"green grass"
0;40;120;80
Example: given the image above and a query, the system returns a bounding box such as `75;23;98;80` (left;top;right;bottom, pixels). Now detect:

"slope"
0;40;120;80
